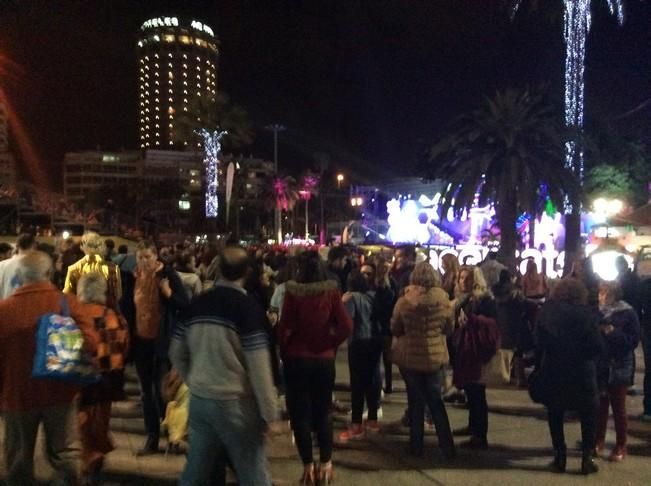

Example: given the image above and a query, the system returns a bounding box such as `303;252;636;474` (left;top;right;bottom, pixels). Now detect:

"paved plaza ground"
1;346;651;485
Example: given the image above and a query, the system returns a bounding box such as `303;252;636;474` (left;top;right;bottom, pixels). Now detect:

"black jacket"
156;263;190;358
535;301;604;410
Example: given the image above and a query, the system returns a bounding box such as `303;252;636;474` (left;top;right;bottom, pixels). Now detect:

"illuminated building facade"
137;16;219;149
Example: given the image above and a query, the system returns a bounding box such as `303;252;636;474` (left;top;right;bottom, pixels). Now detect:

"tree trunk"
497;193;518;271
563;206;582;276
305;198;309;239
529;213;536;249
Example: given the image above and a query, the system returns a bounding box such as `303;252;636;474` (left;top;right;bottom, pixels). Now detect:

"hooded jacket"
390;285;453;373
278;279;352;360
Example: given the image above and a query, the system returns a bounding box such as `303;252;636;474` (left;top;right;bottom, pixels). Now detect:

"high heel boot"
581;450;599;475
551;448;566;473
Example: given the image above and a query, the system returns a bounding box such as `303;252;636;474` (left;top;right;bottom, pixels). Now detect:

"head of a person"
80;231;105;257
394;245;416;271
571;257;594;280
498;269;512;286
219;245;250;284
458;265;488;296
118;244;128;255
441;253;460;276
77;272;108;305
15;250;53;285
615;255;629;275
0;242;13;261
296;250;328;284
347;269;370;293
175;252;195;273
551;277;588;305
327;246;348;270
486;252;498;262
136;240;159;272
410;261;441;289
16;233;36;253
525;259;538;276
360;262;376;286
598;280;622;307
105;239;115;252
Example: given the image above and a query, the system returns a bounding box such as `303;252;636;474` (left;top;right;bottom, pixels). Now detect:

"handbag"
479;349;513;386
32;296;101;385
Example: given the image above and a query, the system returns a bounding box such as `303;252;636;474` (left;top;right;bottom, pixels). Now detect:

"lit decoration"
513;1;624;179
196;129;227;218
589;249;632;281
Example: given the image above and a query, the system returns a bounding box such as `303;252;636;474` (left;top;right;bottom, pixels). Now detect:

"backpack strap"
60;294;70;317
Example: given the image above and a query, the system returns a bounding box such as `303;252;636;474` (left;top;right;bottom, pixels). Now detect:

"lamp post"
336;173;344;189
265;124;286;243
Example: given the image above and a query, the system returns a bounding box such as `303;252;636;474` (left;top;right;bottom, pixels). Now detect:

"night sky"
0;0;650;188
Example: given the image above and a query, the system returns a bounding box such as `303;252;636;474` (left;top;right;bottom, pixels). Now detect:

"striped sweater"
169;280;278;424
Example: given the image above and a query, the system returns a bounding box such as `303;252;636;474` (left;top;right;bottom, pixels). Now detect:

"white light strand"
196;129;227;218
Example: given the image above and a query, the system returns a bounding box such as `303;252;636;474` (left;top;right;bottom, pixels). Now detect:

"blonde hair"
80;231;106;256
458;265;490;298
409;261;441;289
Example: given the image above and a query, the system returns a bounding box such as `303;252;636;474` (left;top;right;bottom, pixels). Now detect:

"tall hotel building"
137;16;219;149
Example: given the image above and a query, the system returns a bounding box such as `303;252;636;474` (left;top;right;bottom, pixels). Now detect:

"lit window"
164;34;175;42
155;81;159;85
205;69;210;75
169;123;173;128
168;53;173;57
145;65;149;70
196;74;200;79
154;53;159;58
196;66;200;70
197;91;201;96
184;107;188;111
183;54;187;58
183;98;188;103
168;107;175;114
145;56;149;61
183;72;187;77
155;115;160;119
146;142;150;147
155;98;159;103
155;72;159;77
146;134;150;138
156;124;160;128
183;81;187;86
168;71;173;79
141;143;145;148
138;41;144;47
180;35;191;44
145;108;150;112
169;141;174;146
168;97;173;102
184;141;188;145
154;89;159;94
168;62;172;67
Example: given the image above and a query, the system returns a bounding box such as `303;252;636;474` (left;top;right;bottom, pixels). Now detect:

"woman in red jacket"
278;251;353;485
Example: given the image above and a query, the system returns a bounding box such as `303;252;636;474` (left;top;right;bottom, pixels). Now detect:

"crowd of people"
0;231;649;485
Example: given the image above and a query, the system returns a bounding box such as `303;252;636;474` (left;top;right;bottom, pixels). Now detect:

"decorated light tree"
196;129;227;218
299;173;320;239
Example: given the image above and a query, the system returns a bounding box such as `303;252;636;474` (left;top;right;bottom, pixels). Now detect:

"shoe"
593;440;605;458
453;426;472;436
383;386;393;395
338;424;364;443
317;461;334;485
361;407;383;420
550;448;566;473
365;420;381;433
299;463;316;485
608;446;626;462
459;436;488;449
581;453;599;475
331;400;350;415
135;437;159;456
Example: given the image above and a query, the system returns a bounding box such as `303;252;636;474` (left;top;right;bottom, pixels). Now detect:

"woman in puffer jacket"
595;280;640;462
391;262;456;459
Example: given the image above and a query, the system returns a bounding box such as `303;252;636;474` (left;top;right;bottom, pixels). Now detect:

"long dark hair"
296;251;328;284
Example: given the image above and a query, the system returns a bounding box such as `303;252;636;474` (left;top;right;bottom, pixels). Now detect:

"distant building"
136;16;219;149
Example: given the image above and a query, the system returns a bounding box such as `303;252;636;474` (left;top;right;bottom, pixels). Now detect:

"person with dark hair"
535;278;604;475
570;257;599;309
170;245;281;485
104;239;116;262
390;245;416;296
0;241;13;261
326;245;351;291
132;240;189;456
278;250;353;484
595;280;640;462
175;252;202;300
338;266;385;442
0;233;36;298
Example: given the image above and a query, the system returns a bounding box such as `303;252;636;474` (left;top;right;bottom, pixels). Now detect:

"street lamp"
265;123;286;243
351;196;363;207
336;173;344;188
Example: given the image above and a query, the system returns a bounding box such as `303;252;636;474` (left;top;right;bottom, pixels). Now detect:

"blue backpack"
32;295;101;385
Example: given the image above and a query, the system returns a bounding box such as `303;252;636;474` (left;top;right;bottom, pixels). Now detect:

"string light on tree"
513;0;624;179
196;129;227;218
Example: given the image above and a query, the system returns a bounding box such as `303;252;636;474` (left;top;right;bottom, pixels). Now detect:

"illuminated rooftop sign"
141;17;215;38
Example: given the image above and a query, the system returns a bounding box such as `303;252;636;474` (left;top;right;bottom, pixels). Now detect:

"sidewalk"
2;347;651;485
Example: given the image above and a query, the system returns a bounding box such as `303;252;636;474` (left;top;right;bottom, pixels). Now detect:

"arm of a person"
164;268;190;310
390;299;405;337
241;302;279;424
62;264;76;294
169;320;191;382
330;291;353;346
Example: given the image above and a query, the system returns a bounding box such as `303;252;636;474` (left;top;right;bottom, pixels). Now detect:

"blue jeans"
180;395;271;486
400;368;454;456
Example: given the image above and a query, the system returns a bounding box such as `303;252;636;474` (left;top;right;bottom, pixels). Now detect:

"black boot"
550;448;566;473
135;436;159;456
581;450;599;475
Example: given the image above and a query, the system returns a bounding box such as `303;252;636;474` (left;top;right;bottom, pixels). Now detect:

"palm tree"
174;92;254;150
422;88;578;268
298;172;320;239
261;175;300;239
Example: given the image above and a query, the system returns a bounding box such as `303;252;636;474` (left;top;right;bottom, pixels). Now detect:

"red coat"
278;280;352;360
0;282;98;413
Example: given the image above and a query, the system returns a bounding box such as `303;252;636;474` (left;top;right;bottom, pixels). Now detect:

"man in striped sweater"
170;245;280;486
